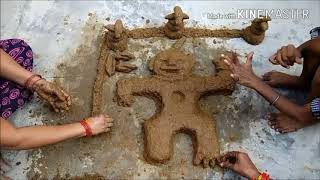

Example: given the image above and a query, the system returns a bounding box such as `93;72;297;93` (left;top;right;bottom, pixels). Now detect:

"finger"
281;47;289;65
54;87;67;102
54;101;68;112
287;45;295;62
245;51;254;67
222;54;234;64
60;89;72;106
220;161;233;169
223;59;231;66
223;59;236;72
230;74;239;81
269;54;278;65
60;88;70;99
48;100;59;113
277;50;289;69
106;122;113;127
106;117;113;123
275;126;284;132
295;57;302;64
223;53;236;66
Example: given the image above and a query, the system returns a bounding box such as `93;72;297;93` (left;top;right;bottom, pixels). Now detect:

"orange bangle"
80;119;93;136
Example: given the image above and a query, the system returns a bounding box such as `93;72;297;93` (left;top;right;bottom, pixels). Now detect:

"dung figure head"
149;49;195;80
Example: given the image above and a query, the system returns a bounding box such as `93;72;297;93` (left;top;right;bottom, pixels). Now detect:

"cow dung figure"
115;39;235;168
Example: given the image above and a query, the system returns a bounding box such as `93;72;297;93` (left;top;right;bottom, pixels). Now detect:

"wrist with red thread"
80;119;93;137
255;172;270;180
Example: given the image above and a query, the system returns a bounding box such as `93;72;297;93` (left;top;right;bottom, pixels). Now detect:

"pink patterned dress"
0;39;34;119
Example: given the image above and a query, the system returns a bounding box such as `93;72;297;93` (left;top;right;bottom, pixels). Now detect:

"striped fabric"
311;98;320;120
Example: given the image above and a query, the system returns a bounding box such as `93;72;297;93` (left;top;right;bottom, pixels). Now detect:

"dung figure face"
149;49;195;79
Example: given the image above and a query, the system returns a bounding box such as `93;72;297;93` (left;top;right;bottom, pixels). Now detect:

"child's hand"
217;151;260;179
86;114;113;135
222;52;260;88
269;44;302;68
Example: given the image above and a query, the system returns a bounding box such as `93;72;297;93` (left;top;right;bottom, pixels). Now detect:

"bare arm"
0;114;113;150
1;49;71;112
0;49;33;85
251;79;314;123
0;118;84;150
299;37;320;58
224;52;315;123
115;77;159;106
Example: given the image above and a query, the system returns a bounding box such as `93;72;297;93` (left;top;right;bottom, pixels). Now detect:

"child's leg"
308;66;320;101
0;39;34;119
268;67;320;133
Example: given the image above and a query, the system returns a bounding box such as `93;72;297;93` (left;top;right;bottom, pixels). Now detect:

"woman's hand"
269;44;302;68
222;52;260;88
33;79;71;113
217;151;260;179
85;114;113;135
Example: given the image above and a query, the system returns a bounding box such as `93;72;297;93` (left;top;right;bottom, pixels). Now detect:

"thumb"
295;57;302;64
220;161;234;169
269;54;278;65
246;52;254;66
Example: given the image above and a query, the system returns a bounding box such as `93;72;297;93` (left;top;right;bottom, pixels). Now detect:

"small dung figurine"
242;16;271;45
105;19;129;52
164;6;189;39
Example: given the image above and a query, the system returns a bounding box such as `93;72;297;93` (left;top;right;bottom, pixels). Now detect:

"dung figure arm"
115;78;159;107
201;53;236;95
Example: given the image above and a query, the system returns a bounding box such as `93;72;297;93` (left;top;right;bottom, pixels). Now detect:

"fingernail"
221;54;225;57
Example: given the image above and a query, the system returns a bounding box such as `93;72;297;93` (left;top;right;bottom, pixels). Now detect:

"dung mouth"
160;67;180;73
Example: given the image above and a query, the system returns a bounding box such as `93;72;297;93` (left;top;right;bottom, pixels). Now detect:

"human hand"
217;151;260;179
33;79;71;113
269;44;302;68
222;52;260;88
85;114;113;135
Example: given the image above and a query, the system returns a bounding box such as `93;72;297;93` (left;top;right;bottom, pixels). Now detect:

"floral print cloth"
0;39;34;119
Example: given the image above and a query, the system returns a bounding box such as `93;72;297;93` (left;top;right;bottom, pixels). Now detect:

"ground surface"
1;1;320;179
